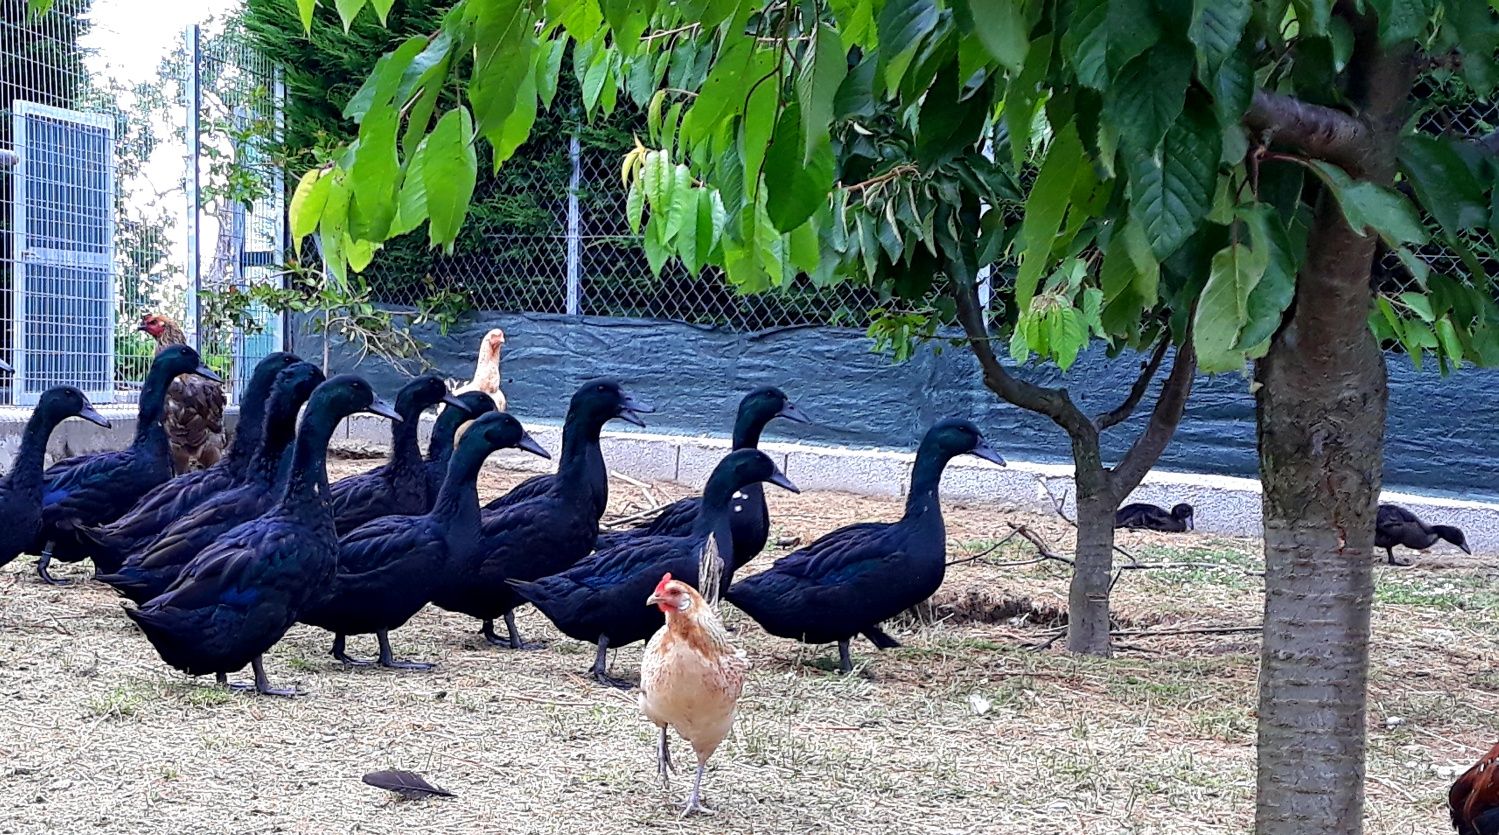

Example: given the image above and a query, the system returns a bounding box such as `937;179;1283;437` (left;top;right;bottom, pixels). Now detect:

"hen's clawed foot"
656;726;675;788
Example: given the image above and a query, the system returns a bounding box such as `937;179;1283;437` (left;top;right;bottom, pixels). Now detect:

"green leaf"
536;37;568;109
391;143;430;239
835;50;878;119
765;104;834;232
1437;316;1464;366
742;78;777;198
626;181;644;235
960;0;1029;73
350;107;400;239
580;40;612;115
1188;0;1249;76
789;219;821;277
493;68;538;168
344;37;424;123
1290;0;1332;35
345;236;377;273
1398;134;1488;235
1306;160;1428;247
1210;43;1253;126
423;108;478;252
1015;123;1084;308
1234;205;1299;351
676;189;703;272
1128;105;1219;259
916;63;989;166
642;150;669;215
1104;41;1193;153
1367;0;1430;46
798;24;848;161
297;0;317;31
1005;33;1052;167
470;0;532;143
603;0;653;55
1062;0;1110;89
878;0;940;93
334;0;366;30
370;0;394;25
644;218;670;277
317;170;352;280
664;164;695;242
680;38;752;149
1400;291;1435;322
1194;243;1267;372
289;168;331;256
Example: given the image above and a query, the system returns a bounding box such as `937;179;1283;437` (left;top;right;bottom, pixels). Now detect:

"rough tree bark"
953;282;1197;656
1247;15;1414;834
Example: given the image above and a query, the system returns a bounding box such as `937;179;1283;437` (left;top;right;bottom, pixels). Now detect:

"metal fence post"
565;128;582;316
183;24;202;350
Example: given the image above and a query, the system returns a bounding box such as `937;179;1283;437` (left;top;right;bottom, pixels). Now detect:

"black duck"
1115;502;1194;533
727;419;1006;674
1375;503;1471;565
0;387;109;570
123;374;398;696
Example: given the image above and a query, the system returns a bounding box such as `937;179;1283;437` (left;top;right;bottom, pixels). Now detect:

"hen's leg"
656;725;674;787
331;633;374;666
377;630;434;671
591;636;632;689
36;545;71;586
837;639;853;675
680;761;716;816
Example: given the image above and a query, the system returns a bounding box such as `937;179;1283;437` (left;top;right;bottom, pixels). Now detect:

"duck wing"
594;497;700;551
329;468;399;534
1375;504;1424;548
40;448;145;524
335;514;435;577
762;522;893;581
482;473;552;512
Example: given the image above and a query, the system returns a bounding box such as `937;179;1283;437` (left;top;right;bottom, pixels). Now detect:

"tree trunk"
1253;193;1387;834
1068;489;1116;656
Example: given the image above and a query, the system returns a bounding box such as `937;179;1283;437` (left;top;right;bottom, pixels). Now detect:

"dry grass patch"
0;457;1490;832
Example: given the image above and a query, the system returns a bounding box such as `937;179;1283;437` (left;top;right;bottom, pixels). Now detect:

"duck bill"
366;397;402;421
617;393;655;428
77;403;111;429
1186;518;1195;532
767;469;801;494
1461;542;1473;555
969;439;1007;467
441;393;470;412
778;400;813;425
193;364;223;383
516;431;551;460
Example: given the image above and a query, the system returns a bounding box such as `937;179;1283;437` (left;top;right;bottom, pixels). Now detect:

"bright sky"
81;0;240;83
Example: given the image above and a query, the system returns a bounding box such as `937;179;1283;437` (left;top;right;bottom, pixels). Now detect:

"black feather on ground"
361;770;455;799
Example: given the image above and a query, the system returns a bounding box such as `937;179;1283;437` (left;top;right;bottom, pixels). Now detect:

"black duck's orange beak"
516;431;550;460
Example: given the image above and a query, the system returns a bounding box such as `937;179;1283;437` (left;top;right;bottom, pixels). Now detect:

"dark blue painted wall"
294;312;1494;501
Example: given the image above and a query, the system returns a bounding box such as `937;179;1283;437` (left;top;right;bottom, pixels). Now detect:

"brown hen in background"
138;314;226;474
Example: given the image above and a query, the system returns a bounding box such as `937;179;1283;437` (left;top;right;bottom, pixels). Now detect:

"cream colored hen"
639;542;747;816
454;328;507;412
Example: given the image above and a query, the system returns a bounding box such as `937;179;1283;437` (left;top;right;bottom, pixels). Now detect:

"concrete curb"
336;413;1499;556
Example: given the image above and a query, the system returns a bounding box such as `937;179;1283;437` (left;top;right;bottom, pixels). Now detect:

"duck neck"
426;409;463;466
731;408;770;450
133;363;177;444
279;410;338;512
389;405;425;476
904;442;954;518
8;407;63;490
247;401;300;486
222;378;271;466
432;441;488;534
692;472;745;537
555;410;606;496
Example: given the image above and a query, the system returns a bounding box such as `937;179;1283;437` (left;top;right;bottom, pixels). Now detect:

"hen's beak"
367;397;402;421
969;438;1007;467
516;431;550;460
193;364;223;383
778;400;813;425
645;592;663;607
616;392;654;428
441;393;469;412
766;469;800;494
78;403;111;428
136;323;150;333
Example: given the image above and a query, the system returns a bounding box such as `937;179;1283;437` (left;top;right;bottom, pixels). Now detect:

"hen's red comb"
653;572;674;597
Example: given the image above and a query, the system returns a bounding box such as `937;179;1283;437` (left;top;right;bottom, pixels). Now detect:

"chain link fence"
0;3;283;407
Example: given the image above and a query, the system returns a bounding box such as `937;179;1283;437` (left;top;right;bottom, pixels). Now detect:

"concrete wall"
0;407;241;470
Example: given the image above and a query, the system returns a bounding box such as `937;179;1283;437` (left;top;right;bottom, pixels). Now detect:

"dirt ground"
0;455;1494;834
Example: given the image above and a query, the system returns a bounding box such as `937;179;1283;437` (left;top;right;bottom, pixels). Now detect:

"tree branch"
1094;332;1170;431
951;281;1097;443
1107;328;1198;497
1244;90;1372;175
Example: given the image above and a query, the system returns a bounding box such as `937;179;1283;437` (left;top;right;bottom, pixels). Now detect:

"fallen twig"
1040;482;1142;566
945;530;1020;567
1006;523;1076;567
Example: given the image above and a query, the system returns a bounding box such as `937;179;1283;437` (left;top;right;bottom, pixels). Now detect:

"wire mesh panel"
187;25;286;402
10;100;114;405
